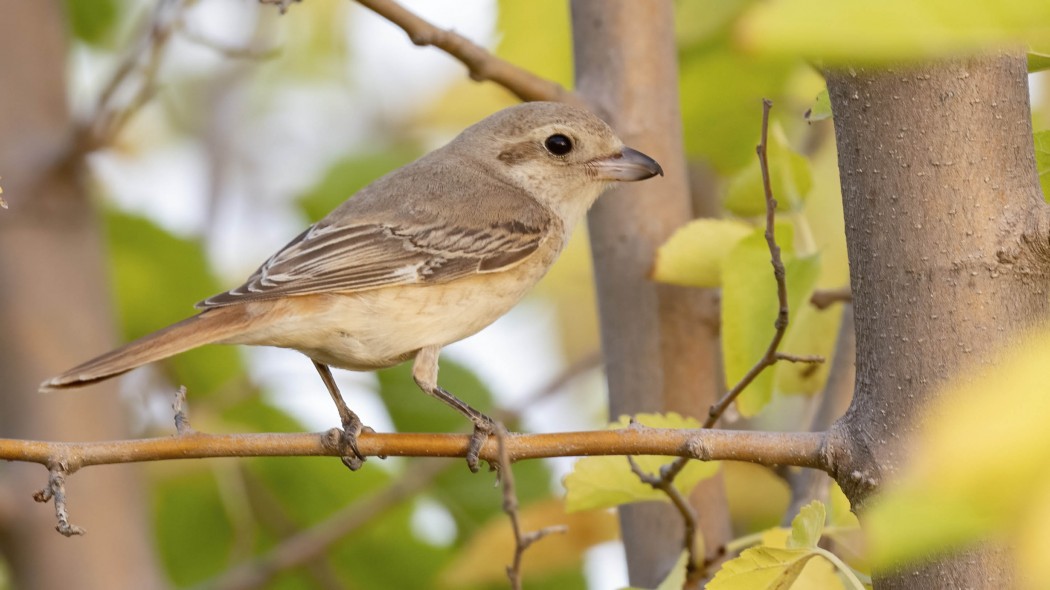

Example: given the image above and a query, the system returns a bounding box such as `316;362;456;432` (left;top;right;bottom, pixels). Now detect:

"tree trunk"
570;1;732;585
0;2;163;588
826;50;1050;588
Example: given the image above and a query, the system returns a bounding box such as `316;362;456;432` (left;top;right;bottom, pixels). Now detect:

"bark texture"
826;51;1050;589
570;0;732;585
0;2;162;588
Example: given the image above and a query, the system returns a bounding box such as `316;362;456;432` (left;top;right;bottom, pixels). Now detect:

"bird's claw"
339;417;371;471
466;418;496;473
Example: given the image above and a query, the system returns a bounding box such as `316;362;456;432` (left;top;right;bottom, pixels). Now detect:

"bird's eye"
544;134;573;156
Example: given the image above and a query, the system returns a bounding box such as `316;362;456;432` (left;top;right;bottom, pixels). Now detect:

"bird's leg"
312;360;368;471
412;346;495;473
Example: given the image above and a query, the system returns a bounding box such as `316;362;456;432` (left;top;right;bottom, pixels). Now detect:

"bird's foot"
338;414;371;471
466;416;496;473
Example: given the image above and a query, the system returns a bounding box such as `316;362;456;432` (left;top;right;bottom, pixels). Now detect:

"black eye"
544;134;573;156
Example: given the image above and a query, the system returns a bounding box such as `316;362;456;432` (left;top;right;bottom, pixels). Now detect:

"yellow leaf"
724;123;813;216
865;329;1050;575
564;413;721;512
651;218;753;288
789;501;826;549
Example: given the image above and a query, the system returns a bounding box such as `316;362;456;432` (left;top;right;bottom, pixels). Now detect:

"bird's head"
452;101;663;222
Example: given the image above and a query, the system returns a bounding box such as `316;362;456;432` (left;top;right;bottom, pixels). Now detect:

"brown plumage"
41;101;663;471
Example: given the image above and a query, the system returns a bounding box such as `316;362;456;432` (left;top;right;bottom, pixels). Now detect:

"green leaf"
789;501;826;549
1035;130;1050;202
736;0;1050;64
680;48;795;172
105;211;242;396
564;413;721;512
724;123;813;217
721;226;822;416
651;218;754;287
1029;51;1050;72
805;89;832;122
62;0;122;46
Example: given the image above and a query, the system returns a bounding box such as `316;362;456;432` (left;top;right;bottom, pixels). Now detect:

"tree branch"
0;428;827;470
353;0;582;106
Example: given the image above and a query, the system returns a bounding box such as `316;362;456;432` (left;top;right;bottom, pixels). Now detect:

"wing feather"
197;216;549;309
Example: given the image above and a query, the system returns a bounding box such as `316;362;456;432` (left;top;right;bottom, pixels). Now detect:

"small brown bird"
42;101;663;471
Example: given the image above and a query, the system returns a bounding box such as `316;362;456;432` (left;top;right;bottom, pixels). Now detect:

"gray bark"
571;0;732;585
826;51;1050;588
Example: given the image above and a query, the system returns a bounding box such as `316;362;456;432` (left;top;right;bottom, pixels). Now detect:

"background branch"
354;0;581;106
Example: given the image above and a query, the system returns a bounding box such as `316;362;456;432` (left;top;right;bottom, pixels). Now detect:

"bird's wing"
197;209;551;309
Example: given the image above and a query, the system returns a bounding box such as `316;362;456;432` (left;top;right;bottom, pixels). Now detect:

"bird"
41;101;664;472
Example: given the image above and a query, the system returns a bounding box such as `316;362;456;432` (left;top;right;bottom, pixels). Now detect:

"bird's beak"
593;147;664;182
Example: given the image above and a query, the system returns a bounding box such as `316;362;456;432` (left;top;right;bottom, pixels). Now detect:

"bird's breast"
231;238;562;371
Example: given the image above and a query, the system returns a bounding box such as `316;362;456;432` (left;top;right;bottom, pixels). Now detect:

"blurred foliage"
735;0;1050;64
105;211;244;397
62;0;123;46
865;329;1050;588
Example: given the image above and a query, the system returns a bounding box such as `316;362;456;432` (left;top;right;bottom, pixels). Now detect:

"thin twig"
32;464;85;537
354;0;582;106
498;425;567;590
85;0;185;151
705;98;807;429
626;456;700;579
259;0;300;14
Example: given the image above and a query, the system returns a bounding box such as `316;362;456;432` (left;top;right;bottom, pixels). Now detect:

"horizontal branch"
0;428;829;472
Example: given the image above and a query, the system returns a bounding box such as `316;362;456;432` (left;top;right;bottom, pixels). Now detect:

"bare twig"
775;352;825;364
32;464;85;537
354;0;581;106
497;425;567;590
704;98;813;429
85;0;185;151
626;456;701;581
810;287;852;310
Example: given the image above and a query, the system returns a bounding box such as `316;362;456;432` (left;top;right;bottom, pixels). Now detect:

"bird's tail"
40;306;256;391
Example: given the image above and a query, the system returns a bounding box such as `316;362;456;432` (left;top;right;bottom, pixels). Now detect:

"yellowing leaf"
806;89;832;122
865;329;1050;578
711;503;851;590
564;413;721;512
736;0;1050;64
789;501;826;549
724;123;814;217
438;499;617;588
651;218;754;287
1035;130;1050;202
721;226;822;416
708;546;821;589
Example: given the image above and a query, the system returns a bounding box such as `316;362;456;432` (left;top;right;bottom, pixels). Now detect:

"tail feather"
41;306;255;391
